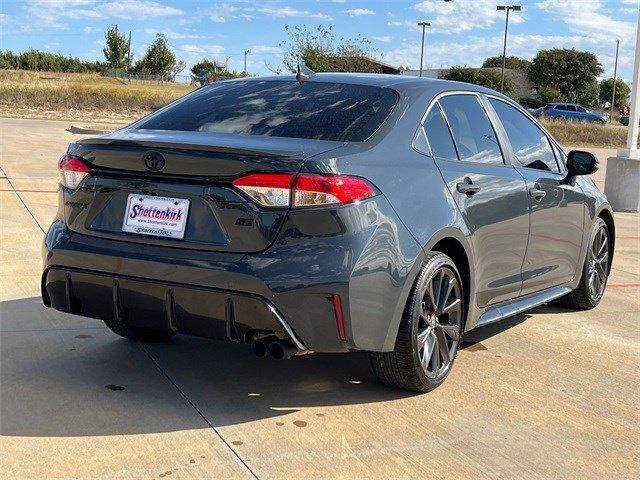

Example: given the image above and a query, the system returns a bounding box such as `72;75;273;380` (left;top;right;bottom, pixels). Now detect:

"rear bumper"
42;196;423;352
42;266;306;350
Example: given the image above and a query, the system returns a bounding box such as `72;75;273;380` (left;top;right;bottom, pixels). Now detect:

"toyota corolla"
42;74;614;392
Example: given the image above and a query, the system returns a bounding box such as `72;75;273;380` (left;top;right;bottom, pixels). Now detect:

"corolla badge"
143;151;166;171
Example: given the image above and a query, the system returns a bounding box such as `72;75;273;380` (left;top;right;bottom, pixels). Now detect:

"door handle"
529;183;547;200
456;177;480;196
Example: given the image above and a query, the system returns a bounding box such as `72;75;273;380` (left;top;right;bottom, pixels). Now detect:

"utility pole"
126;31;132;70
244;50;250;74
497;5;521;93
418;22;430;77
610;39;620;123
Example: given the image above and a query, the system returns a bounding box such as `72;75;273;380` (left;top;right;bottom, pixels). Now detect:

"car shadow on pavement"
460;313;530;346
1;297;568;438
1;297;415;438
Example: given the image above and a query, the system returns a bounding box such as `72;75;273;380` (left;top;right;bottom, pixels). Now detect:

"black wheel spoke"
434;327;450;364
595;261;607;283
598;234;607;256
442;298;461;315
439;322;460;341
430;342;441;375
432;270;444;312
596;251;608;265
438;275;456;314
425;279;437;312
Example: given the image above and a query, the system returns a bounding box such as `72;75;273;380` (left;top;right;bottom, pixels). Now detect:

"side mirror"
566;150;599;178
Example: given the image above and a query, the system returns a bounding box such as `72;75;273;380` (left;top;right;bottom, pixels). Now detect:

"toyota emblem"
143;151;165;171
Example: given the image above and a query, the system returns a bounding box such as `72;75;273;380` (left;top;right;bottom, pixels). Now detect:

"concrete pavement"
1;117;638;479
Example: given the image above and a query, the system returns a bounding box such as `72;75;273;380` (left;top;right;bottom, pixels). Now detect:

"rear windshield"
136;80;399;142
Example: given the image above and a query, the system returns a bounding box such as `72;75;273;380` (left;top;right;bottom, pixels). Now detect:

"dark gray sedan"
43;74;614;392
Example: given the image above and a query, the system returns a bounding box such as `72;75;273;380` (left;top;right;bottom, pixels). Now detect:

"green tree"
134;33;176;76
281;25;377;73
537;85;562;103
103;25;128;69
191;59;218;76
528;48;603;104
443;67;515;96
599;77;630;107
482;55;531;71
576;79;599;106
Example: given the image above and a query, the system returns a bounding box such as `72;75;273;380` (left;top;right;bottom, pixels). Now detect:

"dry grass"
538;117;627;149
0;69;192;122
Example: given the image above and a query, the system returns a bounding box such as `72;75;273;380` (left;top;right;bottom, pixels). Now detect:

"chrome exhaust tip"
251;338;269;358
268;340;300;360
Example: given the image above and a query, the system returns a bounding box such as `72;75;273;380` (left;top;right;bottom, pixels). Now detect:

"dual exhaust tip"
251;336;299;360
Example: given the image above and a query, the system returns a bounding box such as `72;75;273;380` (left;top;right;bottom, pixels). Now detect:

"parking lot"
1;117;638;479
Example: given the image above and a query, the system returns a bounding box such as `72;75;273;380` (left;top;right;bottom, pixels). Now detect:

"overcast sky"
0;0;637;81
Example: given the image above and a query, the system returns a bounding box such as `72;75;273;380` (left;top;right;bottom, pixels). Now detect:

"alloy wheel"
588;226;609;301
416;266;463;379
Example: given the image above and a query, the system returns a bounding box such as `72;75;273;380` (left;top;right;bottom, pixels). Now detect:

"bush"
482;56;531;71
0;49;102;73
599;78;630;107
443;67;515;96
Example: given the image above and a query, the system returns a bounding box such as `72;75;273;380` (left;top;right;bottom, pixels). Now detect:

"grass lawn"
538;117;627;149
0;69;191;123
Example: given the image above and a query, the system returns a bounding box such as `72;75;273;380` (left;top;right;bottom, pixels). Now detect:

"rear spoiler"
76;137;304;158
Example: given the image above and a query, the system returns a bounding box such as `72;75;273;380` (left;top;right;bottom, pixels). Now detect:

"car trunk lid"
64;130;344;253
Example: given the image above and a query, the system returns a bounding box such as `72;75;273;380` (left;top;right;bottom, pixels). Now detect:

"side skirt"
475;285;572;328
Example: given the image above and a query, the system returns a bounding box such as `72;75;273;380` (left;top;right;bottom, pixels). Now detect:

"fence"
103;68;196;85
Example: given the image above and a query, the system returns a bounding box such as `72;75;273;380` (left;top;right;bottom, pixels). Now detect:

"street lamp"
418;21;431;77
497;5;521;93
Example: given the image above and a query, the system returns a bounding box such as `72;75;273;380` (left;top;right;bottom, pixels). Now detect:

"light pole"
418;21;430;77
610;39;620;123
497;5;521;93
244;50;250;74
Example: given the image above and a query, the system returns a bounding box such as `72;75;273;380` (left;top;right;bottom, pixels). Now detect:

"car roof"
230;72;502;96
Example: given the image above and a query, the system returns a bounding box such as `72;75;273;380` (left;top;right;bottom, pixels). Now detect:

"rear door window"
489;98;559;173
421;102;458;160
136;80;399;142
439;95;504;165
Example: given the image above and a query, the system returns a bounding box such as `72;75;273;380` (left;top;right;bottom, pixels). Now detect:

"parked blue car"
541;103;606;123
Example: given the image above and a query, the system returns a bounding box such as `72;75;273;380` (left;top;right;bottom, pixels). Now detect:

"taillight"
232;173;294;207
232;173;376;208
58;154;90;189
293;174;376;207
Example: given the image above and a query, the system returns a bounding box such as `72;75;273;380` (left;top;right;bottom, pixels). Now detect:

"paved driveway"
1;117;638;479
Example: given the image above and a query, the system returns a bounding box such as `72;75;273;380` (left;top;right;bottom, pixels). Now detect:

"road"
1;117;638;479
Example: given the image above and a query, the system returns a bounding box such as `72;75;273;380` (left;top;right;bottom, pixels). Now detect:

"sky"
0;0;638;81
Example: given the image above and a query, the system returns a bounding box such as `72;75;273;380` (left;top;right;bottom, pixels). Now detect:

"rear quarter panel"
301;84;475;349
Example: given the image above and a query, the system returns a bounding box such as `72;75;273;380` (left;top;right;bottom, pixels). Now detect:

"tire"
369;251;465;393
104;320;175;343
558;218;610;310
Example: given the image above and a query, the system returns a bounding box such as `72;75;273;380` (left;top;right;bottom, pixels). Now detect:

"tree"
482;55;531;71
443;67;515;96
599;78;631;107
103;25;128;70
528;48;603;105
280;25;378;73
134;33;176;76
191;59;218;76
